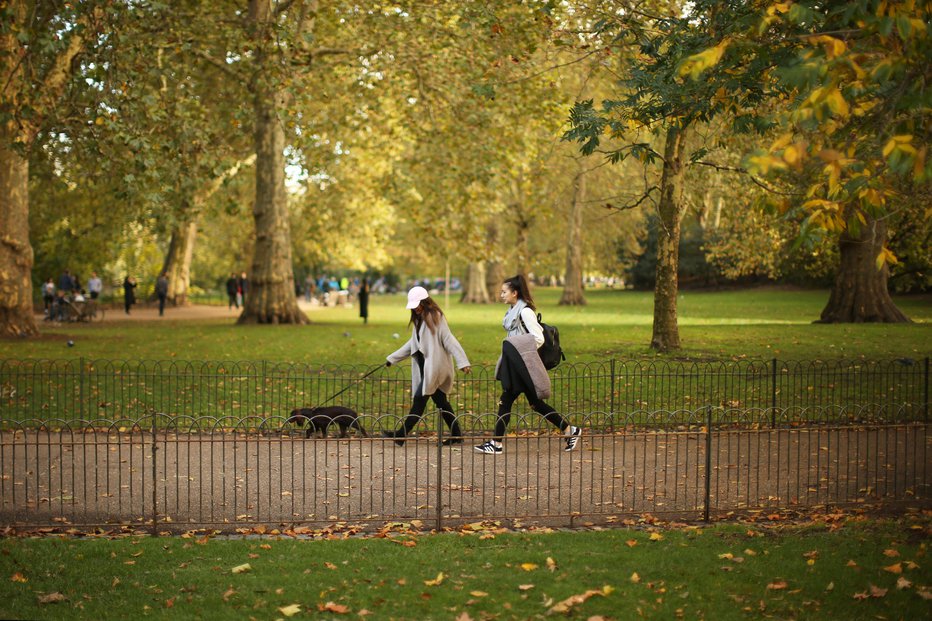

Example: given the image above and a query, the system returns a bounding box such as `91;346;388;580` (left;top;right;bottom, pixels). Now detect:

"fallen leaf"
358;610;372;617
917;587;932;600
904;560;919;570
626;540;638;548
548;585;613;614
649;532;664;541
319;601;349;613
825;582;834;592
37;592;67;605
455;613;473;621
883;562;902;574
397;578;407;586
869;584;887;598
165;597;175;608
630;572;641;583
767;581;787;590
852;591;869;600
518;584;535;591
222;587;235;602
520;563;538;572
718;553;734;560
546;557;557;572
11;573;27;583
424;572;444;587
325;562;338;570
896;576;912;590
846;560;858;567
259;544;272;550
111;577;120;588
469;591;488;597
231;563;251;574
882;549;900;557
278;604;301;617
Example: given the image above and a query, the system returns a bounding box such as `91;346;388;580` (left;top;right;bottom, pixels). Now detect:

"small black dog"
285;406;368;439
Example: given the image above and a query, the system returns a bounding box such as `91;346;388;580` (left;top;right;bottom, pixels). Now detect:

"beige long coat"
387;316;470;396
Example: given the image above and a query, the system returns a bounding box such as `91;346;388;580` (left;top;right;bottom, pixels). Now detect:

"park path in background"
34;299;328;323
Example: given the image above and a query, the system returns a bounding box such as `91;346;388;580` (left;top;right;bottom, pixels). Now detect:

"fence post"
609;359;616;432
925;357;929;422
151;412;159;536
436;409;444;531
703;406;713;523
770;358;778;429
79;357;85;422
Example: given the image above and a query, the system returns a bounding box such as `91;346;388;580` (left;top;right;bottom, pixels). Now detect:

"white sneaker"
564;426;581;452
474;440;503;455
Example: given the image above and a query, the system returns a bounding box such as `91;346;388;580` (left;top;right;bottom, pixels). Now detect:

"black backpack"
520;312;566;370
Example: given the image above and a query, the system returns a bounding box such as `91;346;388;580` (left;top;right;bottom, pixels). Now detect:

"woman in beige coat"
384;286;471;445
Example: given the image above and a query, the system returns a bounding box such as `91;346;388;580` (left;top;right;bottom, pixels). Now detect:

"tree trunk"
160;219;197;306
650;125;689;351
818;216;911;323
485;222;504;299
0;133;38;337
460;262;490;303
239;0;307;325
559;163;587;306
515;213;532;281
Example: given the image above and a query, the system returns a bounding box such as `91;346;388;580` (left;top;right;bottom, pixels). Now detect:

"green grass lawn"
1;518;928;620
8;288;932;364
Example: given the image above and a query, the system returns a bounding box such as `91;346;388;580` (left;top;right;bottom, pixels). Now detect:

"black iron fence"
0;410;927;532
1;357;928;532
1;357;928;427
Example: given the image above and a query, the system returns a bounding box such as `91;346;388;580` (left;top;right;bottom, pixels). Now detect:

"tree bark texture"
239;0;307;325
161;219;197;306
559;163;587;306
650;126;689;351
460;262;491;303
818;216;910;323
0;134;38;337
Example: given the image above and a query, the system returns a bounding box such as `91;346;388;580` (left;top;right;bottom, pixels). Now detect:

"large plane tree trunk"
819;216;910;323
0;0;94;337
0;133;37;337
559;163;587;306
461;262;491;303
650;125;689;351
238;0;307;325
160;218;197;306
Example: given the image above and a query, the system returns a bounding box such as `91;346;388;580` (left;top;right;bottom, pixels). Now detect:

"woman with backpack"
474;274;581;455
383;286;471;446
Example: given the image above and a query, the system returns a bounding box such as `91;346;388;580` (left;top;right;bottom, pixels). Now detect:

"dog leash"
317;363;385;407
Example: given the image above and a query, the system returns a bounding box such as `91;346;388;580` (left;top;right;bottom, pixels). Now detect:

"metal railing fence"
1;409;927;532
1;357;928;427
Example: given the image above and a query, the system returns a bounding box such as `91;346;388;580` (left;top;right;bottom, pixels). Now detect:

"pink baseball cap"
405;286;430;309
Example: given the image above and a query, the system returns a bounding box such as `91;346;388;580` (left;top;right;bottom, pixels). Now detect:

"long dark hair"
409;296;444;333
503;274;535;310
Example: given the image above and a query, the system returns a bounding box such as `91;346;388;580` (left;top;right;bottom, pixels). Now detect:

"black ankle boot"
383;430;405;446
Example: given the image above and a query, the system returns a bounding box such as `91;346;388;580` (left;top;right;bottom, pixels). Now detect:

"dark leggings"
493;389;568;441
396;390;462;437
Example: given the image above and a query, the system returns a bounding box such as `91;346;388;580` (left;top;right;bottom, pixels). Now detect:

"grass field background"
8;288;932;364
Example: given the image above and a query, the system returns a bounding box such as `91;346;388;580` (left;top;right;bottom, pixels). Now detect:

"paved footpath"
1;425;927;532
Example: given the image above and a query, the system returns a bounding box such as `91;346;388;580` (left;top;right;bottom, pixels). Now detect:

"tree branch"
691;160;802;196
195;49;243;81
27;8;103;143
